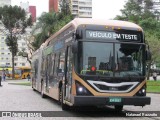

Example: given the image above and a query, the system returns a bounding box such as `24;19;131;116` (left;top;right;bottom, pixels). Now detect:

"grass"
147;80;160;93
7;80;160;93
8;82;31;86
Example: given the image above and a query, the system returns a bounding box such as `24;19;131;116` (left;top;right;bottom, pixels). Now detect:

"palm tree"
31;11;58;50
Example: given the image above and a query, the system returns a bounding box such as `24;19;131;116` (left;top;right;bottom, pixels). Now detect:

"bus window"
58;51;65;75
52;54;56;75
78;42;113;76
66;47;72;83
49;53;55;76
54;53;59;76
57;53;61;74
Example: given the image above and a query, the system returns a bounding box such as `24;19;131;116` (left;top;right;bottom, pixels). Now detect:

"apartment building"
0;31;30;67
71;0;92;18
50;0;92;18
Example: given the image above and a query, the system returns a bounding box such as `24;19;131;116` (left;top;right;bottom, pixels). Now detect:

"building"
153;0;160;20
0;0;11;7
0;32;11;67
29;6;36;22
136;0;160;20
71;0;92;18
49;0;59;12
20;1;29;13
0;0;11;67
0;31;30;67
49;0;92;18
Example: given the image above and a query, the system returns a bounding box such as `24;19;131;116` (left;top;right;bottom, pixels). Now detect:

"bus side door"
64;46;72;101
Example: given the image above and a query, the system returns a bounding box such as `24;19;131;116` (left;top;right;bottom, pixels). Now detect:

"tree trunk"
12;48;15;79
26;55;31;65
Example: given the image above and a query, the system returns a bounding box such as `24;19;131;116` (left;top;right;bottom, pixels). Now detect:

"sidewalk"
149;75;160;80
1;78;30;85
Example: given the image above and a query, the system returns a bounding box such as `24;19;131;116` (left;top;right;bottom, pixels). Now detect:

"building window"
1;53;4;55
14;58;18;61
22;43;26;46
8;53;10;55
6;63;10;66
14;63;17;66
22;63;25;66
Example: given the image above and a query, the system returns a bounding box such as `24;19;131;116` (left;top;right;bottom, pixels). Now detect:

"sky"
11;0;126;20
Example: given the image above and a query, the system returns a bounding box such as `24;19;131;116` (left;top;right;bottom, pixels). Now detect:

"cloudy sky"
11;0;126;19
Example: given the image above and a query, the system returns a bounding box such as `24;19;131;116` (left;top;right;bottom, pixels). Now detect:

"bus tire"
60;87;69;110
32;87;36;91
114;105;123;112
41;82;46;98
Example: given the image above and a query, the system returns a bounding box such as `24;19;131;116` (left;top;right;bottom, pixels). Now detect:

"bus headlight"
75;81;92;96
78;87;83;92
135;85;146;96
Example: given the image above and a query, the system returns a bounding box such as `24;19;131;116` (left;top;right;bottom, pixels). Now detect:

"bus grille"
87;80;139;93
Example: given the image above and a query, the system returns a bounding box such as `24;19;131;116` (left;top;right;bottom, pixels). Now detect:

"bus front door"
64;47;72;102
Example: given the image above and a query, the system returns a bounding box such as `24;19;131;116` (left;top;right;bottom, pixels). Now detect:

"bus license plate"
109;97;121;103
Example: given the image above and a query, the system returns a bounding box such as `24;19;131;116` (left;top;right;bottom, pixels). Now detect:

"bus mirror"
76;29;83;39
72;41;78;53
146;50;151;61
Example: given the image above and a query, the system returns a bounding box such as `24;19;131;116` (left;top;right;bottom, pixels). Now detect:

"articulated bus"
31;18;151;111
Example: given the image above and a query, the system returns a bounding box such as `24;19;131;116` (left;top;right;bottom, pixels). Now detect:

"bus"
0;67;12;78
31;18;151;111
7;67;31;79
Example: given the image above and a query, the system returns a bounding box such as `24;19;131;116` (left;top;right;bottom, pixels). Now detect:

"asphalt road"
0;79;160;120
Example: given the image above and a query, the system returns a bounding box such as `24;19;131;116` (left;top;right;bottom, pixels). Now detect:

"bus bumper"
73;96;151;106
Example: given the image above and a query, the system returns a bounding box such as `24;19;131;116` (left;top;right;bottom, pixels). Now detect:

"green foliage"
32;1;73;50
115;0;160;79
5;35;18;56
115;0;142;23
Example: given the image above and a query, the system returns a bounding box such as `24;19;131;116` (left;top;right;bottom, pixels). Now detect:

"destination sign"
86;30;140;41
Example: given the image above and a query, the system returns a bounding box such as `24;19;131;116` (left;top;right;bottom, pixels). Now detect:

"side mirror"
72;41;78;53
76;29;83;39
146;50;151;61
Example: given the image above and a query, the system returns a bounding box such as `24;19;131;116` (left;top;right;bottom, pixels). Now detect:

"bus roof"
73;18;142;29
42;18;143;47
15;66;31;69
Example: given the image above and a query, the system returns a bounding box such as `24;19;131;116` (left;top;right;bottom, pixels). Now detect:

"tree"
18;48;31;65
115;0;155;22
31;0;73;50
31;11;58;50
0;5;32;79
115;0;142;23
144;32;160;79
115;0;160;79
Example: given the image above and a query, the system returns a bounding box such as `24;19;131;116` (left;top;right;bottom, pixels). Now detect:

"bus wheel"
114;105;123;112
41;82;46;98
60;87;69;110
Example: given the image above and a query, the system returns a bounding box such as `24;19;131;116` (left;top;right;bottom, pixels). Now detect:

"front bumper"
73;96;151;106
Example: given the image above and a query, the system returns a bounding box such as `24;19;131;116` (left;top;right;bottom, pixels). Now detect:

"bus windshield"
77;41;145;77
14;69;21;75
